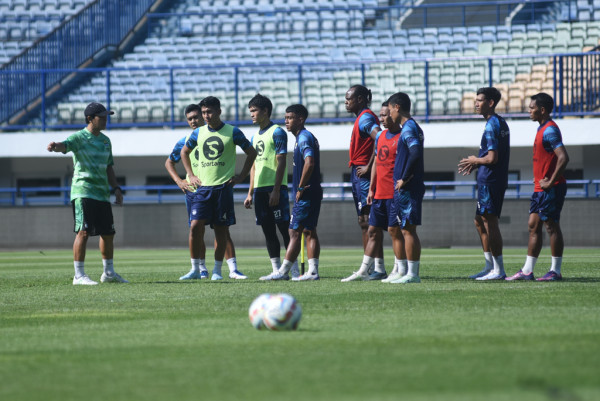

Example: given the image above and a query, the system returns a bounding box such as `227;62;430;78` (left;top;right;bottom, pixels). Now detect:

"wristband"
297;186;304;191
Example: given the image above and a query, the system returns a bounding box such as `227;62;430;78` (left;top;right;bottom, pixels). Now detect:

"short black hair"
381;101;389;107
349;84;373;106
530;92;554;113
248;93;273;117
387;92;411;114
476;87;502;108
199;96;220;110
285;104;308;120
185;103;201;115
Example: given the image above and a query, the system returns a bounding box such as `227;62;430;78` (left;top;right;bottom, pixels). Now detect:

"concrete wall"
1;198;598;250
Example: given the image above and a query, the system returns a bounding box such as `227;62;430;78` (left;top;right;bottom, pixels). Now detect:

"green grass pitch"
1;247;599;401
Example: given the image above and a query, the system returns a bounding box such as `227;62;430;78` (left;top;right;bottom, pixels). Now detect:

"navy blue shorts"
290;191;322;231
529;183;567;222
368;198;396;229
186;185;236;226
390;189;423;228
476;184;506;217
351;166;371;216
253;187;290;226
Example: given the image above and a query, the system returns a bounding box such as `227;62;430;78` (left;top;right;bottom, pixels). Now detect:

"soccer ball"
248;293;272;330
263;293;302;331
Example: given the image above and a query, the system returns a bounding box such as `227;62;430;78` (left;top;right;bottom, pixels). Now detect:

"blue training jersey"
540;124;564;153
477;114;510;186
169;136;187;163
357;108;381;139
293;129;321;196
392;118;425;193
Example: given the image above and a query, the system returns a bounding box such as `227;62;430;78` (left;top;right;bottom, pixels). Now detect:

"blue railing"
2;180;598;206
2;50;600;131
0;0;157;125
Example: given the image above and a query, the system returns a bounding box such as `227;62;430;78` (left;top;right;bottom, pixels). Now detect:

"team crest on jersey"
378;145;390;161
256;140;265;156
203;136;224;160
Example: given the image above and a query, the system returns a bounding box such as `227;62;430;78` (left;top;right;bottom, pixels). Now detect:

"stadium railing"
2;50;599;131
1;180;597;206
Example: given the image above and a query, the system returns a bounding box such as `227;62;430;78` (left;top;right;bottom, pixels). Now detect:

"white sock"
270;257;281;273
390;257;399;275
198;259;207;272
358;255;374;275
213;260;223;275
407;260;420;277
226;257;237;273
374;257;385;273
74;261;85;278
279;259;293;274
492;255;505;275
191;258;201;273
522;255;537;275
102;259;115;275
484;252;493;271
308;258;319;275
550;256;562;275
398;259;408;276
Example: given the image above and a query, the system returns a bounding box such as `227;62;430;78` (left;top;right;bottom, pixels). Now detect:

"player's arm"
458;150;497;175
367;158;377;205
231;145;257;186
180;144;200;188
540;146;570;190
269;153;287;207
244;164;255;209
47;141;67;153
164;158;187;193
296;155;314;203
106;165;123;205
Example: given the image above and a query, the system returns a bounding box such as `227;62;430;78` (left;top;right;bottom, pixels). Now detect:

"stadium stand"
2;0;600;128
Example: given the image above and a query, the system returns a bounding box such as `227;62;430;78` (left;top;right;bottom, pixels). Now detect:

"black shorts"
72;198;115;236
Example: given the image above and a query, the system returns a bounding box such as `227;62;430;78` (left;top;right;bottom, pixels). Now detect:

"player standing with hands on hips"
506;92;569;281
47;102;128;285
458;87;510;281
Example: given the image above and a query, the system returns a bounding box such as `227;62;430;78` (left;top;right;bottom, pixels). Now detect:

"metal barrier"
1;180;598;206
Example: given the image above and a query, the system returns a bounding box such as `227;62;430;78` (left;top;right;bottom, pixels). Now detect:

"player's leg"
262;222;282;271
476;212;506;280
211;224;229;280
342;224;381;282
384;226;407;282
536;184;567;281
276;220;299;278
223;229;246;279
469;214;493;278
71;198;96;284
181;191;207;280
99;234;128;283
394;223;421;283
300;227;321;280
507;212;541;281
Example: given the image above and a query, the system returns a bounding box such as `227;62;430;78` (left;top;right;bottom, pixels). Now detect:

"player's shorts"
72;198;115;236
351;166;371;215
476;184;506;217
368;198;396;229
290;190;322;231
390;188;424;228
529;183;567;222
186;185;236;226
253;187;290;226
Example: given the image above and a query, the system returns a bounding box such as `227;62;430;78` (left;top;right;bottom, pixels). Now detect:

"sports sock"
374;258;385;274
483;252;493;271
212;260;223;276
190;258;201;273
390;257;399;275
398;259;408;276
308;258;319;275
358;255;374;275
279;259;293;274
407;260;420;277
492;254;505;275
550;256;562;275
270;257;281;273
74;261;85;278
198;259;207;273
226;257;238;273
102;259;115;275
521;255;537;275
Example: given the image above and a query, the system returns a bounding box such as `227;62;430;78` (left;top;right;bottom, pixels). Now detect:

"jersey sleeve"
184;128;199;150
169;137;187;163
298;132;314;159
373;131;382;155
402;123;423;150
543;126;564;150
358;112;380;139
63;132;81;153
484;119;499;151
273;127;288;155
232;127;251;150
107;138;114;167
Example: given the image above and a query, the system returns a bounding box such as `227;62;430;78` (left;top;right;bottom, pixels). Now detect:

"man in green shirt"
47;102;128;285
